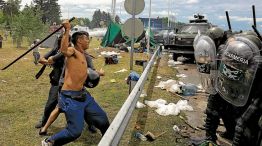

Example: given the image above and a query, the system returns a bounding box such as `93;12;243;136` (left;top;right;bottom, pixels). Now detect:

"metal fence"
98;46;161;146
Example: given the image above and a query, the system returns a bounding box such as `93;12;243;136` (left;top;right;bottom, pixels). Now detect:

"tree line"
0;0;119;47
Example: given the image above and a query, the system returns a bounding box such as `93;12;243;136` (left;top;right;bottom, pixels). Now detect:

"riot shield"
216;36;260;106
194;34;217;94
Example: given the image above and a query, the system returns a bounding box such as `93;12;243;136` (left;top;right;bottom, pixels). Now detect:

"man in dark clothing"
35;35;66;128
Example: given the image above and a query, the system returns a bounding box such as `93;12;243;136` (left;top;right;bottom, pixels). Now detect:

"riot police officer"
193;27;237;144
226;34;262;146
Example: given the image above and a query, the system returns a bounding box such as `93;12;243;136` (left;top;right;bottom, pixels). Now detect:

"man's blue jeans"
48;89;109;145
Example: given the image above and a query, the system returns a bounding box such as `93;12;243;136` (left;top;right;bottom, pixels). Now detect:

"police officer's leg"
233;98;261;146
219;100;239;140
205;93;221;141
84;95;109;135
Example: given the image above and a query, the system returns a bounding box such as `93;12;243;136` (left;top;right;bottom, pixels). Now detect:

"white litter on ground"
144;99;167;108
155;79;177;90
114;69;128;73
1;80;7;83
157;76;162;79
140;93;147;97
176;74;187;78
136;101;146;109
144;99;193;116
173;125;180;132
168;84;182;94
23;58;29;60
100;51;120;57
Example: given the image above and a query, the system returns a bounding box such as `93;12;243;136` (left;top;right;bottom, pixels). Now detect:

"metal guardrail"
98;47;161;146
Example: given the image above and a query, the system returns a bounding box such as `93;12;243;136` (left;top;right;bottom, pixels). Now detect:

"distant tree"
10;4;48;47
0;0;6;9
2;0;21;26
90;9;112;28
90;9;102;28
71;17;90;27
0;10;5;24
33;0;61;24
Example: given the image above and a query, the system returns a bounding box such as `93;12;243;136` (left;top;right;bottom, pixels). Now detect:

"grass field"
0;36;190;146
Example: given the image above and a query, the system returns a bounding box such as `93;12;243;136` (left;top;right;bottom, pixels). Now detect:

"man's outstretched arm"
60;20;74;56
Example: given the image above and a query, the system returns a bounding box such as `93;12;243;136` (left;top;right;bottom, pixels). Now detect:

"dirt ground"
174;62;232;146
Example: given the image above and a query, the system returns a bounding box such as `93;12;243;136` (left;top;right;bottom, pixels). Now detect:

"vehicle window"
179;25;209;34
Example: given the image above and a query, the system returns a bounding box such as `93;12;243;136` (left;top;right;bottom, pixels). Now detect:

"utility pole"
111;0;116;22
167;0;170;28
147;0;152;58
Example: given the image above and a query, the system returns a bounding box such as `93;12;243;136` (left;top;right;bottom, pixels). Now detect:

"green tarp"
101;22;157;47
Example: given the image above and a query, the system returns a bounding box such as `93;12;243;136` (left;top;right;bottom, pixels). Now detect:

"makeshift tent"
101;22;157;47
101;22;126;47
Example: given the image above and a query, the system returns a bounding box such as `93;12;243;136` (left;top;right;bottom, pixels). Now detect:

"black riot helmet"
84;68;100;88
206;27;226;48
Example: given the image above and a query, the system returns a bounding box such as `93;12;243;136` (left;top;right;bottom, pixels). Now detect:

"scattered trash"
110;79;116;83
168;84;182;94
114;69;127;73
168;54;173;59
176;74;187;78
173;125;180;132
181;83;198;96
134;124;141;130
1;80;7;83
174;61;183;65
104;55;118;64
144;131;167;141
100;51;120;57
136;101;146;109
134;132;147;141
140;93;147;97
177;56;189;62
168;60;183;67
126;71;140;84
157;76;162;79
155;79;177;90
179;116;200;131
145;99;193;116
144;99;167;108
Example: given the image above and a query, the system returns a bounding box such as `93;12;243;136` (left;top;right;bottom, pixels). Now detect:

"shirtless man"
42;20;109;146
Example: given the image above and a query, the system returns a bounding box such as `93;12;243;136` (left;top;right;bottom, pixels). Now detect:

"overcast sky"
17;0;262;31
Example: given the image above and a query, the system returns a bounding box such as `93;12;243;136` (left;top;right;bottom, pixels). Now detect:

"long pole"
167;0;170;28
1;17;76;70
147;0;152;59
130;0;136;70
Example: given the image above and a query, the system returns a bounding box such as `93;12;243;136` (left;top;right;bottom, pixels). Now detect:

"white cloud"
219;15;262;22
186;0;199;4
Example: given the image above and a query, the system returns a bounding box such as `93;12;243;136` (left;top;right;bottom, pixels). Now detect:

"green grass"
0;37;189;146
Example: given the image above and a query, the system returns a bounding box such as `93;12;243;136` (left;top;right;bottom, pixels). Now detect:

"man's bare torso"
62;47;87;91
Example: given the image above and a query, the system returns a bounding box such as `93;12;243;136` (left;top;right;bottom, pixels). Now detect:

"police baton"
252;25;262;41
1;17;75;70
